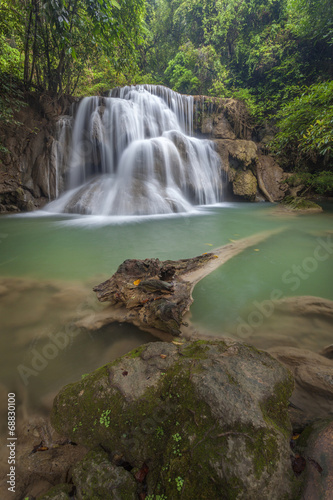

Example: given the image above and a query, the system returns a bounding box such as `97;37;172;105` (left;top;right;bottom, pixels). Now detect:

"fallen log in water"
78;228;284;339
93;254;214;337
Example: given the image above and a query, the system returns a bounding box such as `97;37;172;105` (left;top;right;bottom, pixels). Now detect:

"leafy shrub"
285;171;333;195
271;81;333;168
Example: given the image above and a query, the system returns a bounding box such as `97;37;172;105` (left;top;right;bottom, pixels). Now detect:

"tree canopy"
0;0;332;173
142;0;332;173
0;0;146;94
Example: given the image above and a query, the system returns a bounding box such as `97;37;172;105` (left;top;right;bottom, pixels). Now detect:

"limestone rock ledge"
49;340;300;499
215;139;287;202
193;96;288;202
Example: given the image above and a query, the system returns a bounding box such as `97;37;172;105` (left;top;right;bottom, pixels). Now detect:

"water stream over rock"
47;85;223;216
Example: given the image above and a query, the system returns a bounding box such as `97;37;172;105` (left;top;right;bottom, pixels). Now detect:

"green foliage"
175;476;184;492
1;0;332;179
165;50;200;94
155;426;165;438
231;88;264;121
272;82;333;168
287;0;333;44
286;172;333;195
100;409;111;428
0;35;23;79
0;72;26;153
146;495;167;500
141;0;333;176
0;0;146;95
164;42;224;95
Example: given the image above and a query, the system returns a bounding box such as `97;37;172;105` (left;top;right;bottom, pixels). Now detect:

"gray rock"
51;340;298;499
0;92;74;212
319;344;333;359
257;153;288;201
295;420;333;500
37;483;72;500
72;450;137;500
214;139;258;171
267;346;333;427
202;115;236;139
231;168;258;200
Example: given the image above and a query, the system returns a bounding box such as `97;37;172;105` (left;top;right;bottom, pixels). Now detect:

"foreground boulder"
51;340;299;499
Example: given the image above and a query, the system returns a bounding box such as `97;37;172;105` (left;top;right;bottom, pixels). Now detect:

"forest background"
0;0;332;193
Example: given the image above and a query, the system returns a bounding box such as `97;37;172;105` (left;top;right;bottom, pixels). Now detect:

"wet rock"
275;296;333;321
72;450;137;499
0;92;75;212
267;346;333;428
214;139;258;172
300;420;333;499
202;115;236;139
231;168;258;200
0;276;92;344
319;344;333;359
51;340;298;499
193;96;252;139
37;483;72;500
240;296;333;353
213;138;278;201
279;196;323;213
213;138;290;203
0;416;87;500
257;154;288;201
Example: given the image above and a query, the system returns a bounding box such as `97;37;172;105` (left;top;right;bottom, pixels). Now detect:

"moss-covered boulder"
51;340;298;499
281;196;323;213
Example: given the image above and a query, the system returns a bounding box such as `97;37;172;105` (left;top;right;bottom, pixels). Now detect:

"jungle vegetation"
0;0;332;185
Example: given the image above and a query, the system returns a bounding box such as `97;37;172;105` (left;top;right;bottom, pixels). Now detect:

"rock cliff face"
193;96;288;202
0;92;74;213
0;92;286;213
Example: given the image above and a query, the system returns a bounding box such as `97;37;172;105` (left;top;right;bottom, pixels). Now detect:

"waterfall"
53;115;73;198
47;85;223;216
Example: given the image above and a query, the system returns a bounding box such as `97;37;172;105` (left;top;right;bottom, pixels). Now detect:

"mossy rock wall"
51;340;297;499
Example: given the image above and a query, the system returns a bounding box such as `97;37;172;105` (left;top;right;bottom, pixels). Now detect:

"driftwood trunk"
91;228;284;338
93;254;216;335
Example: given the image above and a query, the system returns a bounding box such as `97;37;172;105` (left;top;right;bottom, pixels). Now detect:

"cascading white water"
52;115;72;198
47;85;223;216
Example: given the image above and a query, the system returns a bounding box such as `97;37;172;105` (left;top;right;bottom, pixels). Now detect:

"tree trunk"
23;1;33;88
